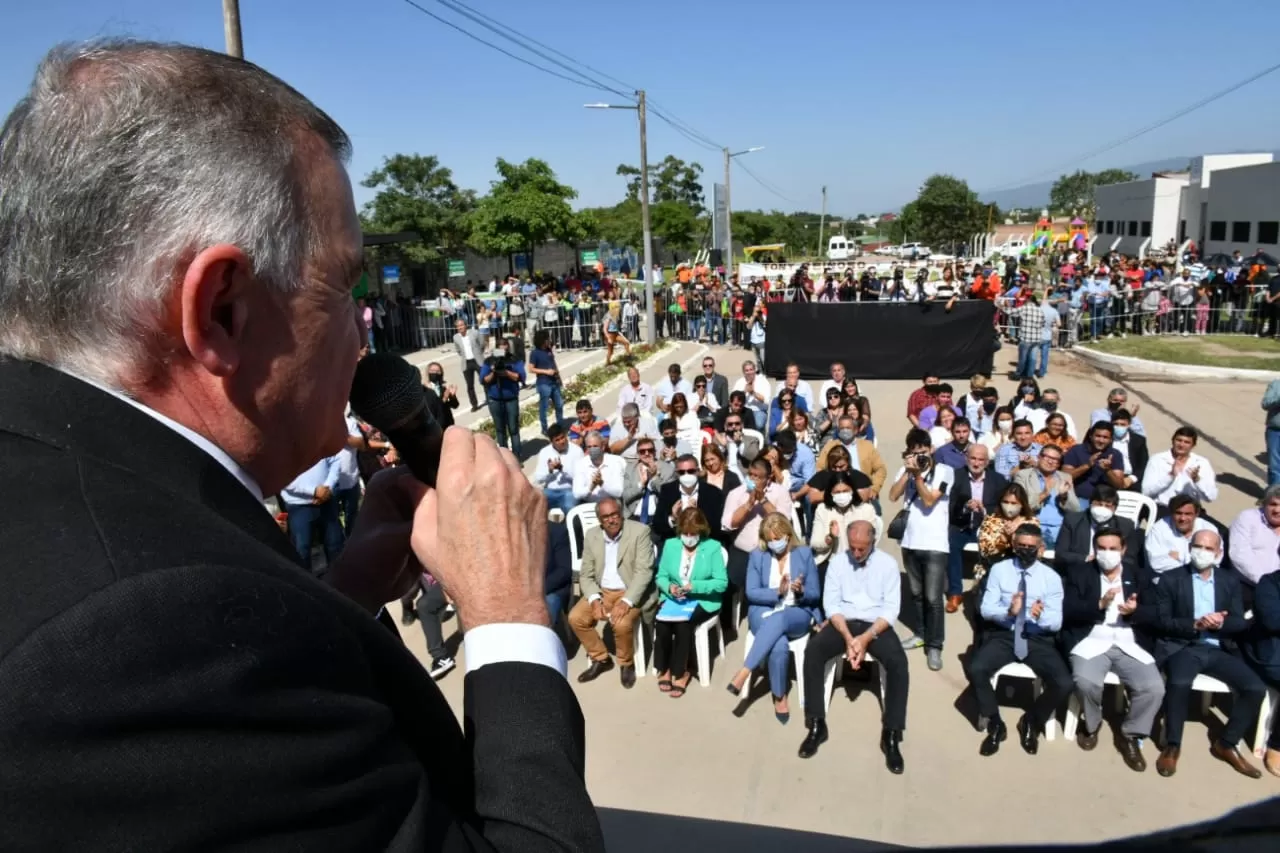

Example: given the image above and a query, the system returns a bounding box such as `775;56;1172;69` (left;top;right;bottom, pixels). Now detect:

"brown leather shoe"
1156;746;1180;777
1076;727;1098;751
1210;742;1263;779
1265;749;1280;778
1118;737;1146;772
945;595;963;614
576;658;614;683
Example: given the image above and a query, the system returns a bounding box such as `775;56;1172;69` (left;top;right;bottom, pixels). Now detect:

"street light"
724;146;764;280
585;92;655;345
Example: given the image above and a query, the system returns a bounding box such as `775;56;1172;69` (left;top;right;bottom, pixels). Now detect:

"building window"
1231;221;1251;242
1179;220;1187;242
1127;221;1138;236
1141;221;1152;237
1094;221;1101;234
1209;221;1226;241
1104;220;1114;234
1259;221;1279;245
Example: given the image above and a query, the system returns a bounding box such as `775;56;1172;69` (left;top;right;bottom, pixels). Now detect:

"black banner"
763;300;997;380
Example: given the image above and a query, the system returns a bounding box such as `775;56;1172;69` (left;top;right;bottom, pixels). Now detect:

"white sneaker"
429;656;456;680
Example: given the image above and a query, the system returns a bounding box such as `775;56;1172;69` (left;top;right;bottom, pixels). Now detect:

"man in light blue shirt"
798;521;910;773
966;523;1072;757
993;420;1041;479
1088;387;1147;438
776;430;815;518
279;455;345;575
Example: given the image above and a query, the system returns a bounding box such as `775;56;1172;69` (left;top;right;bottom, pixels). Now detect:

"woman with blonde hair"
602;300;631;366
726;513;819;723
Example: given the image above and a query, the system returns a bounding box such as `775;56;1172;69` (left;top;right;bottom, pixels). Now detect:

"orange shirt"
969;275;1002;301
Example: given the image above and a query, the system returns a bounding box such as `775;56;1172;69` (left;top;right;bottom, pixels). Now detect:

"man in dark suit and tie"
945;443;1008;612
652;454;726;546
1148;529;1266;779
0;41;602;852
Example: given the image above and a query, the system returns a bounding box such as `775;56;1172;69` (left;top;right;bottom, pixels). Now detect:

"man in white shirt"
816;361;847;401
533;423;583;514
1141;426;1218;508
616;366;655;415
774;361;815;411
653;363;693;414
572;431;625;503
1145;495;1216;573
1060;529;1164;771
732;359;771;431
452;318;485;411
607;402;659;461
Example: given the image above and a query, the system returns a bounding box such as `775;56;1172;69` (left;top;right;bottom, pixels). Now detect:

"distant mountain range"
976;156;1205;211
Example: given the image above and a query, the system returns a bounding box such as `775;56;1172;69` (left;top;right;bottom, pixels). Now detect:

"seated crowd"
309;354;1280;780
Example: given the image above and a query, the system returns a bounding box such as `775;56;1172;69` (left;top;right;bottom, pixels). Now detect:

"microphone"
349;352;444;488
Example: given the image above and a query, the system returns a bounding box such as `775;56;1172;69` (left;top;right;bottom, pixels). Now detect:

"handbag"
886;509;909;541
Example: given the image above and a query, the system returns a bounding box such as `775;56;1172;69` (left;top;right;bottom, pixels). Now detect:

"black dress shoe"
576;658;615;683
1118;736;1147;772
798;718;828;759
1017;714;1039;755
881;729;905;774
620;665;636;689
979;719;1007;757
400;606;417;626
1077;726;1098;751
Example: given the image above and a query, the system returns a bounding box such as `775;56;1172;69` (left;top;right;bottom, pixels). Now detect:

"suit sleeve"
545;525;573;595
1156;575;1198;639
622;530;655;605
0;565;605;853
652;489;676;541
1061;568;1104;628
745;551;777;606
1219;575;1249;636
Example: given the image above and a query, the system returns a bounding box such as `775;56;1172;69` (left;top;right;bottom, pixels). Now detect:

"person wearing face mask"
817;415;888;508
1088;388;1147;437
1026;389;1074;438
968;524;1072;757
809;470;879;569
652;454;726;548
1060;530;1163;772
1010;379;1041;422
1108;408;1148;491
979;405;1015;453
652;507;728;698
963;374;989;425
726;514;819;724
1053;485;1144;577
1149;530;1266;778
714;413;761;483
420;361;458;429
721;459;794;598
906;373;941;429
571;431;625;504
533;423;584;515
977;483;1039;567
971;388;1002;441
1144;494;1216;575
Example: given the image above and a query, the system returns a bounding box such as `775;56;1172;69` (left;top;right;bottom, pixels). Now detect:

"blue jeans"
543;487;577;514
335;485;361;536
545;590;567;626
1268;428;1280;487
689;315;703;341
537;383;563;436
705;311;721;343
947;527;977;597
746;607;812;698
1037;341;1050;377
284;500;345;576
488;397;522;458
1016;342;1037;378
1090;303;1109;339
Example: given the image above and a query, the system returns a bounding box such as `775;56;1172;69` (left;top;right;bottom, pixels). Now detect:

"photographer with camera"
480;336;526;458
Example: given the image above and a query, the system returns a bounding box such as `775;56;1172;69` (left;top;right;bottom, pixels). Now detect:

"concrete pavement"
395;340;1280;849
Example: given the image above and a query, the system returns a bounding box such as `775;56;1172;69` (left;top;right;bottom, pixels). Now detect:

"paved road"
394;340;1279;849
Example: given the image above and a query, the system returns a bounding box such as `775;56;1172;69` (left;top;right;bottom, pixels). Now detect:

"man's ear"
179;244;251;377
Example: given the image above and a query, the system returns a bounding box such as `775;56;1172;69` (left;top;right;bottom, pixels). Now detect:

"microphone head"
349;352;426;433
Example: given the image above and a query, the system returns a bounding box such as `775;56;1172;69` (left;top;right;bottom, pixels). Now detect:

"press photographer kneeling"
481;337;527;458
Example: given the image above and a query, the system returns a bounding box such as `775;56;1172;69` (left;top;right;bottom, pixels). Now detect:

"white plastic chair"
742;428;766;452
1255;688;1279;758
990;662;1058;740
565;503;599;580
822;651;887;715
1191;673;1276;751
1115;492;1158;530
741;628;813;709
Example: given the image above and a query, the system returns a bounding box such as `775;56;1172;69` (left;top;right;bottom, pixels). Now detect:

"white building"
1093;152;1278;259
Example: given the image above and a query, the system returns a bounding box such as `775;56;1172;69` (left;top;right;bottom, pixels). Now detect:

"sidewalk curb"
1070;345;1277;382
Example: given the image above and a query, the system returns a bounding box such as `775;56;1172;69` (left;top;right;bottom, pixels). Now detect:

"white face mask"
767;539;788;555
997;420;1013;433
1001;502;1022;519
832;491;854;508
678;473;698;490
1095;550;1123;571
1089;505;1115;524
1190;547;1218;570
681;534;700;549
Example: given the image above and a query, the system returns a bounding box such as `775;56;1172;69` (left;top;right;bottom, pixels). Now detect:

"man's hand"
1199;611;1225;631
1188;465;1201;483
1100;588;1118;610
591;470;603;488
966;498;983;512
408;427;550;628
1030;599;1045;620
313;485;332;504
1117;594;1138;616
609;599;632;625
1008;590;1024;617
590;599;606;622
846;633;868;669
1099;455;1113;471
858;487;875;502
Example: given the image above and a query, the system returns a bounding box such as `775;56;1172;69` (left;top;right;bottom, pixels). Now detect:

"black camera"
913;453;932;469
487;353;513;374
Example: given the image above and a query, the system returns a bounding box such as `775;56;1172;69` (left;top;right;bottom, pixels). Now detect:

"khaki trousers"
569;588;640;666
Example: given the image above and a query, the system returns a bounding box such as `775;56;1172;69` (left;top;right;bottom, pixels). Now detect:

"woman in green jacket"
653;506;728;697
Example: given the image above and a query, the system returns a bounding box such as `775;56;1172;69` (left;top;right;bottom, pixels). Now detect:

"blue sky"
4;0;1280;216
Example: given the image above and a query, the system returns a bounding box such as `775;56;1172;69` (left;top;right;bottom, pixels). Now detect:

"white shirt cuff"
463;623;568;678
588;593;601;603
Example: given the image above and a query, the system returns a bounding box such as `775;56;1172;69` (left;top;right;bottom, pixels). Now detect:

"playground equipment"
1030;217;1053;253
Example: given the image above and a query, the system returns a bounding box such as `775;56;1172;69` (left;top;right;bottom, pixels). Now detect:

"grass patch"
475;340;674;437
1087;335;1280;371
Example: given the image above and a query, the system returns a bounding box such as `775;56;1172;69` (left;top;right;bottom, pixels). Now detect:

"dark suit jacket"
652;481;726;545
1059;561;1154;655
546;521;573;601
0;360;604;852
1124;432;1149;490
1245;569;1280;684
705;373;730;412
1053;511;1143;576
1150;563;1250;664
948;469;1009;529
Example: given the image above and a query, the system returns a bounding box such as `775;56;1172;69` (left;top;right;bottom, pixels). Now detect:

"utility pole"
223;0;244;59
817;185;827;258
723;147;732;279
637;90;655;345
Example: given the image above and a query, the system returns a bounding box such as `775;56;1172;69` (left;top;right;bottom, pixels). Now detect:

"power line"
648;107;722;153
735;159;800;205
397;0;611;92
989;59;1280;192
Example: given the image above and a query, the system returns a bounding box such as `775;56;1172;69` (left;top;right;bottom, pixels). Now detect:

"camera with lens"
913;452;932;469
486;352;513;374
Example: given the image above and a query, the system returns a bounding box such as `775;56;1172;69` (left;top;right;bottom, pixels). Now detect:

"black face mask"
1042;401;1058;412
427;373;444;385
663;435;677;447
1013;546;1039;567
982;400;997;413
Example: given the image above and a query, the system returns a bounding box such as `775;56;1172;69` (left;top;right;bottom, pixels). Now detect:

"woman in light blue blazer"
725;512;820;723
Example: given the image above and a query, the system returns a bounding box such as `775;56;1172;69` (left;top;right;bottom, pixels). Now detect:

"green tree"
1049;168;1138;218
886;202;920;245
651;200;702;252
616;155;706;214
467;158;591;273
909;174;989;250
582;198;643;250
360;154;476;263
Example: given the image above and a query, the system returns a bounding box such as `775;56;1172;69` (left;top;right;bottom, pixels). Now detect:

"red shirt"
906;387;937;421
